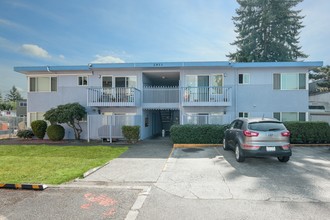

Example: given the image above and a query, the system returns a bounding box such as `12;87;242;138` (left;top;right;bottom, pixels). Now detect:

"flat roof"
14;61;323;74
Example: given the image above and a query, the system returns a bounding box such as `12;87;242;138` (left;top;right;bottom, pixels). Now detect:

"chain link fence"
0;116;27;139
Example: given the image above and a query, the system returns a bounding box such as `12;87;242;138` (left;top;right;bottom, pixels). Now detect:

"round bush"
47;124;65;141
31;120;47;139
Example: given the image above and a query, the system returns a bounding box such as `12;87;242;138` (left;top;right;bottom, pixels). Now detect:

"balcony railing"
87;87;141;107
143;86;180;109
182;86;232;106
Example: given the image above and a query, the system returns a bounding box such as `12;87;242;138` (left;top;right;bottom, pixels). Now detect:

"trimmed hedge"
170;124;229;144
284;121;330;144
122;126;140;143
47;124;65;141
31;120;47;139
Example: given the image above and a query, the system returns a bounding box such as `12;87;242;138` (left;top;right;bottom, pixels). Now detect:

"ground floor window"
29;112;45;126
273;112;306;122
239;112;249;118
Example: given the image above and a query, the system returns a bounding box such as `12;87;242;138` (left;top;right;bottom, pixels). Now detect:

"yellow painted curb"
173;144;223;148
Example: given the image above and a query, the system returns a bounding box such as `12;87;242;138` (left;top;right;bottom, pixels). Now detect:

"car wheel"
223;139;230;151
278;156;290;162
235;144;245;162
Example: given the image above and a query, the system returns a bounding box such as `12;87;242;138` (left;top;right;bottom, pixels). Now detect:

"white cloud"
20;44;51;58
59;54;65;59
91;55;124;63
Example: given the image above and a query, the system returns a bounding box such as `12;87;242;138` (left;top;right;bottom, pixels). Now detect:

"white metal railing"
87;87;141;106
143;86;179;103
87;115;141;141
182;86;231;103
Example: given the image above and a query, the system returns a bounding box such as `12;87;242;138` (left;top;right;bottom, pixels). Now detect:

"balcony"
182;86;232;106
143;86;180;109
87;87;141;107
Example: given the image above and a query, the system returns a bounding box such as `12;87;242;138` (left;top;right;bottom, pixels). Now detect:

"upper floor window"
273;73;306;90
29;77;57;92
78;76;88;86
239;73;250;84
19;102;27;107
211;74;224;94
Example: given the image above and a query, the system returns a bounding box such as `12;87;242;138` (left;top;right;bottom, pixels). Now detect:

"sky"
0;0;329;98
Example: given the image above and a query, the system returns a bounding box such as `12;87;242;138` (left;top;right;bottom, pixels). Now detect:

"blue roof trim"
14;61;323;73
232;61;323;68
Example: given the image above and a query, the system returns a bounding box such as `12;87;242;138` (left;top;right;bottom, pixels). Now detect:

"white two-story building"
14;61;322;140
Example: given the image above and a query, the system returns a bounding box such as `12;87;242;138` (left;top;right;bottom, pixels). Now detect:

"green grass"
0;145;128;185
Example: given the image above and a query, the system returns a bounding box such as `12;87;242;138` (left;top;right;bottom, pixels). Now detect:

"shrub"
284;121;330;144
170;124;229;144
122;126;140;143
17;129;34;139
47;124;65;141
31;120;48;139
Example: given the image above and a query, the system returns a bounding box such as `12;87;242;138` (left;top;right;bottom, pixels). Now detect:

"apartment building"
14;61;322;140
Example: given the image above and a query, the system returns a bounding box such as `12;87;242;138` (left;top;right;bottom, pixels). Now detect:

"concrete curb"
173;144;222;148
0;183;47;190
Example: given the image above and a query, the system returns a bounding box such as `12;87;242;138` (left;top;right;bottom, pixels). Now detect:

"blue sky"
0;0;329;97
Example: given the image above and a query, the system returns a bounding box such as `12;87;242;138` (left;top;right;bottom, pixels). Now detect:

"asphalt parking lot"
138;146;330;219
1;142;329;220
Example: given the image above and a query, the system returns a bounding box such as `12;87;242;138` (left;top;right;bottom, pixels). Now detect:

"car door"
226;120;238;147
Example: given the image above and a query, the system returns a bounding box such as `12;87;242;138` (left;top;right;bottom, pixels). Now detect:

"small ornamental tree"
44;103;86;140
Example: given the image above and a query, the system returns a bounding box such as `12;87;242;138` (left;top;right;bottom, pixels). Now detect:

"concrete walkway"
81;137;173;184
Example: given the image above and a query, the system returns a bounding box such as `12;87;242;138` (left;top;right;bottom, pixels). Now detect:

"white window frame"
238;73;250;85
29;77;57;92
239;112;249;118
273;112;307;122
273;73;306;90
211;74;224;94
78;76;88;86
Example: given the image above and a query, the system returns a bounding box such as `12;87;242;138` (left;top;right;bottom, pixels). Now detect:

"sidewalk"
80;137;173;184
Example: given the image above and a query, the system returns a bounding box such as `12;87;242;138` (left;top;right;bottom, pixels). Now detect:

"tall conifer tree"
228;0;308;62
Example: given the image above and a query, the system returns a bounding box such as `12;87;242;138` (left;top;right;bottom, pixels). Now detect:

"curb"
173;144;222;148
0;183;47;190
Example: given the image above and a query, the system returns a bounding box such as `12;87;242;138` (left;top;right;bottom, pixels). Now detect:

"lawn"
0;145;128;185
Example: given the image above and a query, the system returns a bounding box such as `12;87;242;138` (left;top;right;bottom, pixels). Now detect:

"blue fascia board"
232;61;323;68
14;65;89;73
14;61;323;74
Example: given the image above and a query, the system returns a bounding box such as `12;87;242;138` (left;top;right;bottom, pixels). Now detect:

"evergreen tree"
310;66;330;91
5;86;23;102
228;0;308;62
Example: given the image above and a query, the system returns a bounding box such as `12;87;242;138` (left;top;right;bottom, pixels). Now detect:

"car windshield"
248;121;286;132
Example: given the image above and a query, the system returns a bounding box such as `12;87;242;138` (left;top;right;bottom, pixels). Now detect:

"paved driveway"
138;146;330;220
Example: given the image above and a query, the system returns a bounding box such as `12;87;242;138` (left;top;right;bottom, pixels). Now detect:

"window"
115;76;137;88
273;73;306;90
29;77;57;92
211;74;224;94
19;102;27;107
239;74;250;84
239;112;249;118
29;112;45;125
233;120;243;129
273;112;306;122
78;76;88;86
